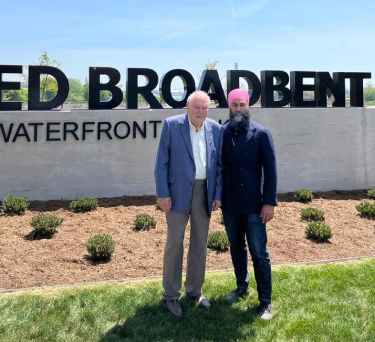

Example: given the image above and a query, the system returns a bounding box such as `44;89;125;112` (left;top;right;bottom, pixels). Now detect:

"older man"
222;89;277;320
155;90;223;317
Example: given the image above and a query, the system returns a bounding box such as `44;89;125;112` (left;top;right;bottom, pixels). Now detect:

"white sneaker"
258;302;273;320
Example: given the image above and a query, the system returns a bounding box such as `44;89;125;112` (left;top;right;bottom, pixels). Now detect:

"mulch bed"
1;190;374;290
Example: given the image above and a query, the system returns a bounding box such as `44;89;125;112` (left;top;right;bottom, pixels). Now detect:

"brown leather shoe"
188;294;211;310
166;299;183;317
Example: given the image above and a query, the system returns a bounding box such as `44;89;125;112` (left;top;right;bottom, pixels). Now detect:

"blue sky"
1;0;374;87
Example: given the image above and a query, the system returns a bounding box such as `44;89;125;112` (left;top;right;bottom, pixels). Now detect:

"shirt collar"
188;116;205;133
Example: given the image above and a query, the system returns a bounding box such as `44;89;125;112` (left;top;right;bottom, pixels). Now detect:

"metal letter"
197;70;227;108
28;66;69;110
226;70;261;106
316;72;346;107
261;71;291;107
290;71;317;107
88;67;123;109
160;69;195;108
126;68;162;109
0;65;23;111
345;72;371;107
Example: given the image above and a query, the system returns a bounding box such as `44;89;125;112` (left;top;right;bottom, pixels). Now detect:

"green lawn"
1;259;374;342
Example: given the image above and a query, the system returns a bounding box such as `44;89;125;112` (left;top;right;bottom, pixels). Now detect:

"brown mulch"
0;190;374;291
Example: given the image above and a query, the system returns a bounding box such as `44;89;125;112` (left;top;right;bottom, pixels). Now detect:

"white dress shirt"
188;118;207;180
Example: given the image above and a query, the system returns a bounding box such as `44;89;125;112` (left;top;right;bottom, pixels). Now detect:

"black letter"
261;70;291;107
316;72;346;107
290;71;317;107
0;123;14;142
345;72;371;107
28;66;69;110
12;123;31;142
149;120;162;138
133;121;146;138
28;122;44;142
82;122;95;141
98;122;113;140
0;65;23;111
160;69;196;108
198;70;227;108
126;68;162;109
114;121;130;139
88;67;123;109
64;122;79;140
226;70;261;106
46;122;61;141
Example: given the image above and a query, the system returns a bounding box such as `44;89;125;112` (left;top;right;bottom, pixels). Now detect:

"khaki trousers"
163;179;210;300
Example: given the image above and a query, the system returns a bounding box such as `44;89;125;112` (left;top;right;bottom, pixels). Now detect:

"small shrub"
30;213;63;237
294;189;314;203
301;207;325;221
367;189;375;200
86;234;115;261
207;231;230;251
305;222;332;242
70;197;98;213
356;201;375;219
1;195;29;215
134;213;157;230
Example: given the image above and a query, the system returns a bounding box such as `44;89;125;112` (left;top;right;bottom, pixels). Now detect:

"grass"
0;259;374;342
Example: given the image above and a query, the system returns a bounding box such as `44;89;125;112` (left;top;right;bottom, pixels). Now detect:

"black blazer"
222;120;278;214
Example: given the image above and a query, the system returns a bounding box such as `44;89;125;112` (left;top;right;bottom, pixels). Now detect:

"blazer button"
240;168;243;171
240;183;244;186
190;182;194;186
244;152;248;155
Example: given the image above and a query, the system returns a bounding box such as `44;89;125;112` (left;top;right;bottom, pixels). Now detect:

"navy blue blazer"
155;113;223;214
222;120;277;214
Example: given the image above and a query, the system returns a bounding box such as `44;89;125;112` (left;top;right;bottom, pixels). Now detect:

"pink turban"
227;89;250;106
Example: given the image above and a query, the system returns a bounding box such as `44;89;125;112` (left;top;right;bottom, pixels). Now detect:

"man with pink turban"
221;88;278;320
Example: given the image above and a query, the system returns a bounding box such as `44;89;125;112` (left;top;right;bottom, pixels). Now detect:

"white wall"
0;107;374;200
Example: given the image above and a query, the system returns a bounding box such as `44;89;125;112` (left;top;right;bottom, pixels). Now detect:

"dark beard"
229;109;250;131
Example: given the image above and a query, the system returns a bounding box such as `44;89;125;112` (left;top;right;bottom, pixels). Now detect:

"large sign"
0;66;371;110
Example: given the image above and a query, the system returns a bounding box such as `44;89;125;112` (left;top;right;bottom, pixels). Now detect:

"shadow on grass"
100;298;258;342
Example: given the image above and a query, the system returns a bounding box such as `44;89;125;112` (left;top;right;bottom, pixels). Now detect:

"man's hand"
260;204;274;224
212;200;222;211
158;197;172;213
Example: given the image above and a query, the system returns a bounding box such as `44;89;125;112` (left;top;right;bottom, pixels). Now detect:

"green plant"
86;234;115;261
294;188;314;203
356;201;375;219
69;197;98;212
134;213;157;230
207;230;230;251
301;207;325;221
367;189;375;200
30;213;63;237
1;195;29;215
305;222;332;242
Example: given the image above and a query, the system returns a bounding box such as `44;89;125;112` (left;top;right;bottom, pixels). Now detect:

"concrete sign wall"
0;108;374;200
